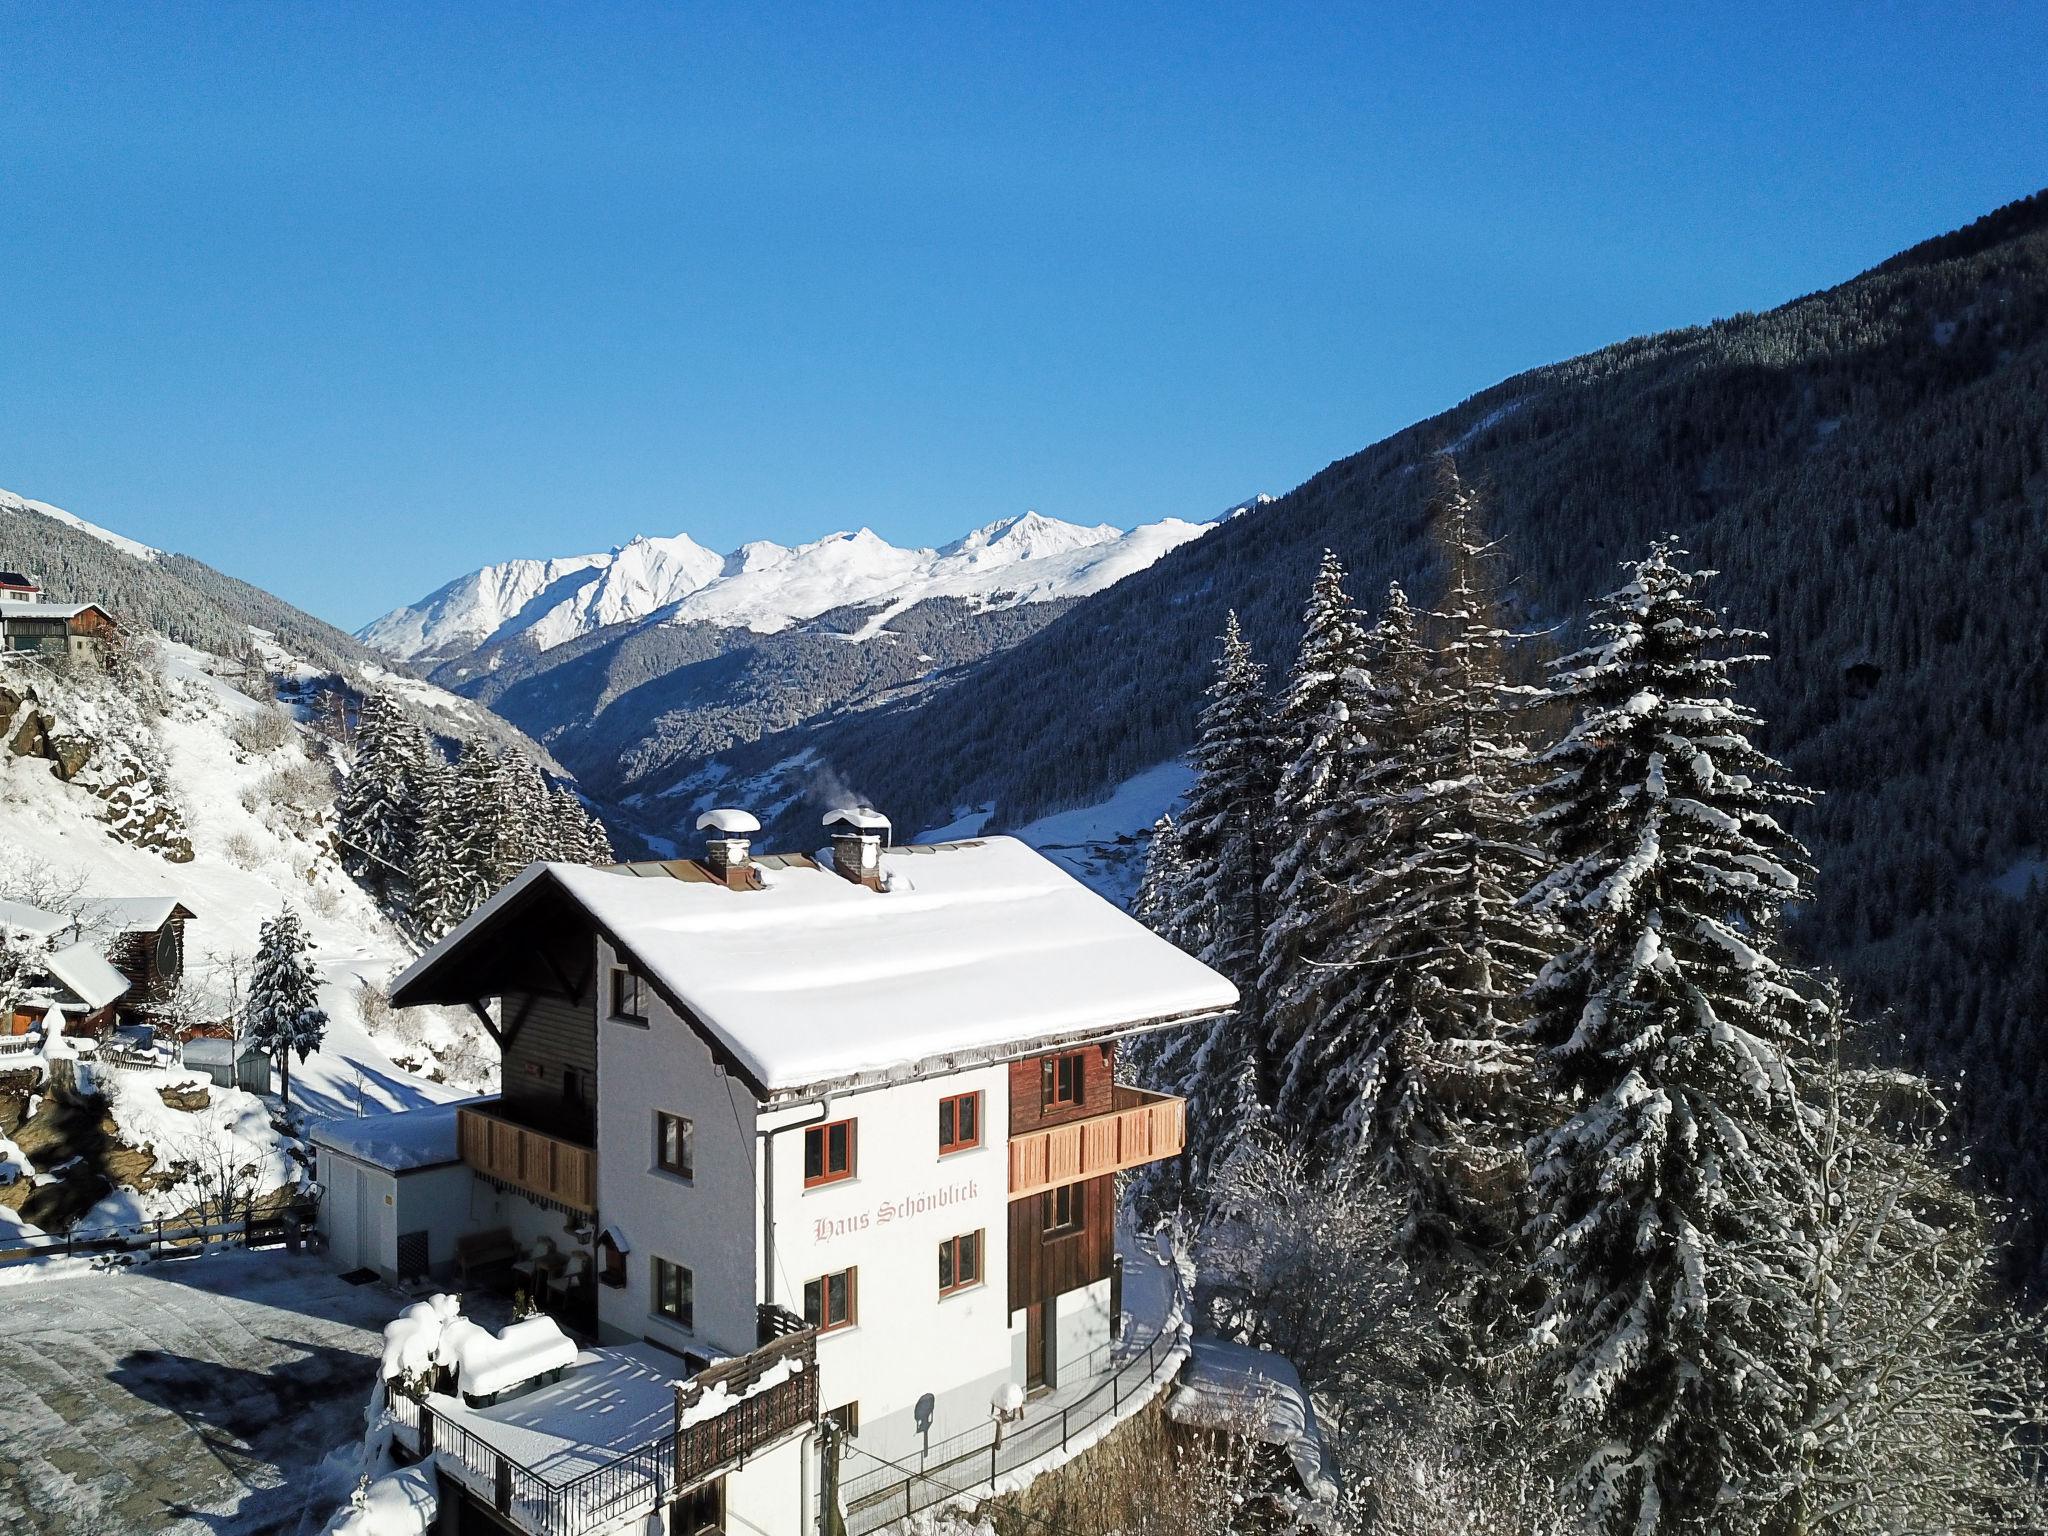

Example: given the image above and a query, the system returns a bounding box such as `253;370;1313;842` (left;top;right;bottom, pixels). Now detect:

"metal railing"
836;1283;1188;1533
0;1199;317;1267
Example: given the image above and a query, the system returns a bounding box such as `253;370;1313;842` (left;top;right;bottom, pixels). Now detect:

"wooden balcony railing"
1007;1086;1186;1199
674;1311;819;1485
458;1101;596;1214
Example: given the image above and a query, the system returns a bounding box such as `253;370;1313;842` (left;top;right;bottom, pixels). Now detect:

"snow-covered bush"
229;705;295;755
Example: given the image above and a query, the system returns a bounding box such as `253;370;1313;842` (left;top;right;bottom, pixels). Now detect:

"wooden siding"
1007;1042;1117;1137
457;1100;597;1213
1007;1172;1115;1313
1007;1085;1186;1199
501;986;598;1141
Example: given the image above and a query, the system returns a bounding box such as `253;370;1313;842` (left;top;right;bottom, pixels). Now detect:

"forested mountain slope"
756;189;2048;1279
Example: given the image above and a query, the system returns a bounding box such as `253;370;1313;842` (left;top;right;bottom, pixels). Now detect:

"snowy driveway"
0;1252;406;1535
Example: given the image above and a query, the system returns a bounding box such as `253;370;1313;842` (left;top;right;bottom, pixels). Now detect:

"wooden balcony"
1007;1085;1186;1199
457;1100;596;1215
674;1311;818;1486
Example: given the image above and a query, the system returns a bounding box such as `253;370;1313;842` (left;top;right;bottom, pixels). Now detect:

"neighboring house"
343;806;1234;1536
36;941;131;1035
88;897;196;1022
0;572;118;661
1;898;74;1041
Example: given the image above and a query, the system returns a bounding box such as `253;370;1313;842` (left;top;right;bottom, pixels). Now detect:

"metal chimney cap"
695;808;761;835
822;806;891;834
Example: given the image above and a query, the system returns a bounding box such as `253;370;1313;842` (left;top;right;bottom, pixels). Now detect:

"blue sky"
3;5;2044;631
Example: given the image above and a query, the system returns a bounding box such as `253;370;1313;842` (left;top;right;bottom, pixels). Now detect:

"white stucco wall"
720;1433;812;1536
593;936;760;1358
759;1062;1016;1463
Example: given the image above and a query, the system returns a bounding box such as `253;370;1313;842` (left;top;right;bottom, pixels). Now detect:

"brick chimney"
695;808;762;889
822;806;890;890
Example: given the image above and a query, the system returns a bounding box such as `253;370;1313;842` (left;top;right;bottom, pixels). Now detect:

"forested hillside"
753;189;2048;1283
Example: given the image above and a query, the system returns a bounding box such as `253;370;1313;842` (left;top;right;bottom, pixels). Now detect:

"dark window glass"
653;1257;694;1328
657;1112;694;1177
610;966;647;1023
805;1268;857;1330
1043;1052;1086;1108
938;1092;980;1153
805;1119;855;1186
1046;1183;1083;1235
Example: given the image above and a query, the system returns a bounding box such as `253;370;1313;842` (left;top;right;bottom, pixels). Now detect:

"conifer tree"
1337;462;1551;1268
336;693;421;900
410;753;468;940
446;740;501;918
1260;552;1377;1133
1149;612;1279;1190
246;905;328;1111
1520;541;1822;1533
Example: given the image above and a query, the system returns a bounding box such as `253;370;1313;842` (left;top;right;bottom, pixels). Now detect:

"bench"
456;1228;518;1287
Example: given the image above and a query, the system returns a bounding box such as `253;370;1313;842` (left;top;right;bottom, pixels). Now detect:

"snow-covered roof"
0;898;70;938
0;600;109;623
394;837;1236;1096
86;896;194;932
43;942;130;1011
1167;1337;1340;1501
695;807;761;835
308;1099;474;1172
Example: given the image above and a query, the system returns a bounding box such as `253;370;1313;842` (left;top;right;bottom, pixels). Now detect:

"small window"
804;1267;857;1332
804;1119;855;1187
938;1092;980;1154
653;1256;694;1329
1046;1182;1084;1236
938;1231;983;1296
657;1112;694;1178
610;965;648;1024
1042;1052;1086;1110
825;1401;860;1436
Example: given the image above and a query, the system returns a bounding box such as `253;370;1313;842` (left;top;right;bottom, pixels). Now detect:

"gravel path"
0;1252;410;1535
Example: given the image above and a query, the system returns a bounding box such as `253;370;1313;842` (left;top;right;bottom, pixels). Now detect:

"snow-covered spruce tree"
486;754;552;884
246;905;328;1112
1270;581;1424;1141
1520;540;1822;1535
446;739;502;917
408;752;469;941
336;692;428;906
547;783;612;865
1147;613;1280;1193
1260;552;1379;1118
1333;462;1552;1270
1775;998;2048;1535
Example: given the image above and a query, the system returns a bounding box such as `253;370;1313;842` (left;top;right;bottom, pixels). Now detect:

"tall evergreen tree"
246;905;328;1111
1338;462;1551;1268
1520;541;1822;1533
335;693;421;901
410;752;467;940
447;740;501;918
1149;613;1279;1190
1261;553;1379;1140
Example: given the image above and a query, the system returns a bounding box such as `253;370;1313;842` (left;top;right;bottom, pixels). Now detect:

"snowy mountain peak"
361;509;1216;662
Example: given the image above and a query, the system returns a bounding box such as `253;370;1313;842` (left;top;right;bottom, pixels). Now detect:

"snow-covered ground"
362;509;1215;660
0;1251;444;1535
1;645;487;1132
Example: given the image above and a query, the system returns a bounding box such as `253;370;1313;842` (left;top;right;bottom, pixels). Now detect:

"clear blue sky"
3;5;2044;631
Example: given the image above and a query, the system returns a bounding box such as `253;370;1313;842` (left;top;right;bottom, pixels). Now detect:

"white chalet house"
357;807;1234;1536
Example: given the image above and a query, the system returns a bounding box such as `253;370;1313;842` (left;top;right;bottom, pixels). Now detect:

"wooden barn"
90;897;196;1022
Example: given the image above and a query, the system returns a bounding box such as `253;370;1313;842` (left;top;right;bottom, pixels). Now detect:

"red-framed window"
805;1267;858;1332
938;1091;980;1154
1042;1051;1087;1109
938;1231;983;1296
804;1119;856;1187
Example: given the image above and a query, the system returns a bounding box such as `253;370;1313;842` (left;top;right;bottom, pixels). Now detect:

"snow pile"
309;1099;468;1172
451;1314;581;1401
1167;1337;1340;1501
92;1066;302;1225
362;510;1215;659
0;1132;33;1186
379;1292;468;1382
320;1463;438;1536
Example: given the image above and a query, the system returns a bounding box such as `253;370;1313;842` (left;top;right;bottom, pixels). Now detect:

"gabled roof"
393;837;1236;1099
0;601;112;623
86;896;196;933
0;571;39;590
43;943;130;1012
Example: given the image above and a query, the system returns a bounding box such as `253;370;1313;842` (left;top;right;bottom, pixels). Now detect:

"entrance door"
1025;1303;1049;1391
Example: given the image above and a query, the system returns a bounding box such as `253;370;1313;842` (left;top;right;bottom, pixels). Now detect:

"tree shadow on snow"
108;1336;373;1533
286;1054;445;1122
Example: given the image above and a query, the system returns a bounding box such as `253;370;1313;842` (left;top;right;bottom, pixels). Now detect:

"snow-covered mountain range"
359;511;1214;662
